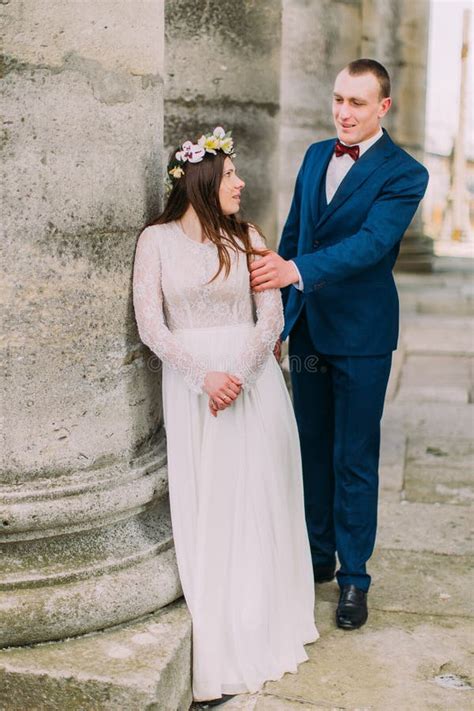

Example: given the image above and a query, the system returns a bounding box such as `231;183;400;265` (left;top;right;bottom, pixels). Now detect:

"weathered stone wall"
165;0;282;243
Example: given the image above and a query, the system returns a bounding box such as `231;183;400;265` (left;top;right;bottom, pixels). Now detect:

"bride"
132;127;319;706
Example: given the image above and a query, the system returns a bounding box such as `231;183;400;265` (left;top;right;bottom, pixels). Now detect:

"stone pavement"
206;257;474;711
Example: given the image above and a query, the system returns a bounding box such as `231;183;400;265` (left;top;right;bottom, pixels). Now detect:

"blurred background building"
1;0;472;707
424;1;473;254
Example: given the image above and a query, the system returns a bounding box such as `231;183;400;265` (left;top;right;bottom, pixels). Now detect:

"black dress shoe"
194;694;236;708
336;584;368;629
313;563;336;583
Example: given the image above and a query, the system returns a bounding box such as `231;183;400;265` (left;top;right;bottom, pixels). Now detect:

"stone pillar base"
0;600;192;711
1;446;183;648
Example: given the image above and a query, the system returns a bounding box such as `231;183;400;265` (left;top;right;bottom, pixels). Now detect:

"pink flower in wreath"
176;140;205;164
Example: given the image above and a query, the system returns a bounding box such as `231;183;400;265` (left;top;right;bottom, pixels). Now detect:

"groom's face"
332;69;391;145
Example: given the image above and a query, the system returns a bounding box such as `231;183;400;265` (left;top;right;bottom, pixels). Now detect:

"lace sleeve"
233;228;284;390
132;226;207;394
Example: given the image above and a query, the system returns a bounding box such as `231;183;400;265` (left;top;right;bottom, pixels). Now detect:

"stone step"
398;286;474;317
401;314;474;356
415;287;474;316
386;401;474;439
0;599;192;711
396;354;472;404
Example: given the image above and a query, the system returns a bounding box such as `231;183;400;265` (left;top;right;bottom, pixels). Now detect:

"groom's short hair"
345;59;391;99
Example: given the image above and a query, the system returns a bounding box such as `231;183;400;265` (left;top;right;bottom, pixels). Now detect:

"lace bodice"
132;221;284;393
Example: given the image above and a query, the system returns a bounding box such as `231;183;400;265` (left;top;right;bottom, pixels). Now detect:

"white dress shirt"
292;127;384;290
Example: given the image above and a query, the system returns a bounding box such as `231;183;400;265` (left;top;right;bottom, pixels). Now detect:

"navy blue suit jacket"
278;129;429;354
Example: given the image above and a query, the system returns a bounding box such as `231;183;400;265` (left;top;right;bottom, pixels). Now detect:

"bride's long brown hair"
148;150;267;282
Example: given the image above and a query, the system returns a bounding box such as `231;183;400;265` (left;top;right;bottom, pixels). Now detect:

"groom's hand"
250;251;299;291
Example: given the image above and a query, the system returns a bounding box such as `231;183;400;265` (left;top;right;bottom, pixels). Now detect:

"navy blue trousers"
289;309;392;592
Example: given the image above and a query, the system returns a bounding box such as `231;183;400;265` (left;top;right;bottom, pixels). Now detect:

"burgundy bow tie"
334;139;360;161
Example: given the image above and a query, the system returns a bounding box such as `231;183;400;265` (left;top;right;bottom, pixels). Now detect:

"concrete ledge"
0;599;192;711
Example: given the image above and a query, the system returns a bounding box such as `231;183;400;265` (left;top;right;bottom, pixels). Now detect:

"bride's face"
219;157;245;215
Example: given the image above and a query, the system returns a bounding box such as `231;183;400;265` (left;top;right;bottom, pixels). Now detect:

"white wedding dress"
132;220;319;701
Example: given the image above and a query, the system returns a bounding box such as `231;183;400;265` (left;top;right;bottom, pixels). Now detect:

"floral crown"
166;126;236;191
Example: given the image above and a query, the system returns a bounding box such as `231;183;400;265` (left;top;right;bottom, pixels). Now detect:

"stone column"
443;8;471;242
279;0;363;232
361;0;434;271
164;0;282;245
0;0;181;647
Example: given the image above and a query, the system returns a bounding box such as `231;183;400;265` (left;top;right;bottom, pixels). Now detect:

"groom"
250;59;429;630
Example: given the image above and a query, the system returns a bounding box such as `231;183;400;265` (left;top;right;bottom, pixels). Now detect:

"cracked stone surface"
377;500;474;555
404;436;474;504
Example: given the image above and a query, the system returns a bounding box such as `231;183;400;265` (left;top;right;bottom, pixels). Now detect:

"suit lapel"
315;129;395;231
309;141;336;228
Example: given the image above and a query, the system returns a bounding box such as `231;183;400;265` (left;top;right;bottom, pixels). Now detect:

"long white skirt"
162;323;319;702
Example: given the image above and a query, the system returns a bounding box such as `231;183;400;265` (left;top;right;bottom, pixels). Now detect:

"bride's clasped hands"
204;370;242;416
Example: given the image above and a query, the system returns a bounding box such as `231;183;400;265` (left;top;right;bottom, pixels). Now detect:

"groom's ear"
378;97;392;118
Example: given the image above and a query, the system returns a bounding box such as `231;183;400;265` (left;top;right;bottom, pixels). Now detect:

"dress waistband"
172;321;254;335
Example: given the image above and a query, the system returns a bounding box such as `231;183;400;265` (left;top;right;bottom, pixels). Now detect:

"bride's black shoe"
194;694;236;708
